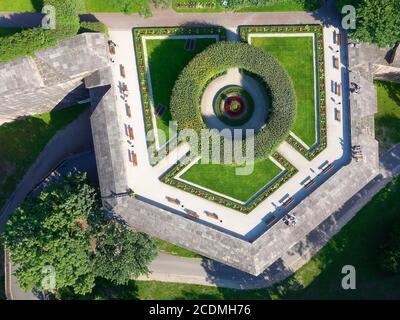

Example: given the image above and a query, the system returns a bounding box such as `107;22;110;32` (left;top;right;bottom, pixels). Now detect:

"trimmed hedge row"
239;24;327;160
161;152;297;214
0;0;109;62
133;27;227;153
170;41;296;159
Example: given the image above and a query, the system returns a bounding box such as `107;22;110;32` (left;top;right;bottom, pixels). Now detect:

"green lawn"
0;104;88;210
0;0;40;12
71;177;400;300
252;36;316;147
374;80;400;153
180;158;282;202
85;0;147;12
146;37;216;141
0;0;147;13
173;0;321;13
154;238;204;258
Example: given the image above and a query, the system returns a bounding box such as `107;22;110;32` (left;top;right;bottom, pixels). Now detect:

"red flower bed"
224;96;245;117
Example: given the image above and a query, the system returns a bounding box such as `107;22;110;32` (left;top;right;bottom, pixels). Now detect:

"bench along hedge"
170;41;296;160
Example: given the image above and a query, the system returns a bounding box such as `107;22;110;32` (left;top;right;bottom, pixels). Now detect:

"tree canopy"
338;0;400;48
378;221;400;274
2;173;157;296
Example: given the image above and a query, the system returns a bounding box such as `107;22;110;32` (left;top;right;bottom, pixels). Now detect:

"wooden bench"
335;108;341;122
283;197;294;208
184;209;199;219
204;211;219;220
131;151;137;166
166;196;180;205
322;163;334;173
265;215;280;227
337;83;341;96
127;127;134;140
119;64;126;78
125;104;131;118
336;33;341;46
304;179;315;189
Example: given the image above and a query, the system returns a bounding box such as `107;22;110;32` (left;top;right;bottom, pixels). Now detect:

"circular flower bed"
212;85;255;126
170;41;296;159
225;97;244;116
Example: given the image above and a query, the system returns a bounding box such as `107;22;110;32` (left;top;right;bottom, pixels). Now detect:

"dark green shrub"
44;0;85;36
79;21;109;36
0;28;60;62
378;222;400;274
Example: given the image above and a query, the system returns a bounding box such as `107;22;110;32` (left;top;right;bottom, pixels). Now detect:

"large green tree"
378;222;400;274
93;222;157;285
338;0;400;48
2;173;157;296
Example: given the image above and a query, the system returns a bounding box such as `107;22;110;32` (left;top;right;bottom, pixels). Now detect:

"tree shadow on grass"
0;104;88;209
377;80;400;107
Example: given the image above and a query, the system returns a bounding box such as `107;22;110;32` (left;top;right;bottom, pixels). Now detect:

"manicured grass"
0;0;40;12
154;238;203;258
85;0;147;13
73;177;400;300
0;104;88;209
252;36;316;147
145;37;217;140
173;0;321;13
180;158;282;202
374;80;400;153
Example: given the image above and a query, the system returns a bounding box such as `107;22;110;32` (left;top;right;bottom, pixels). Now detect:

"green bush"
170;41;296;159
0;1;107;62
0;28;60;62
44;0;85;36
79;21;109;36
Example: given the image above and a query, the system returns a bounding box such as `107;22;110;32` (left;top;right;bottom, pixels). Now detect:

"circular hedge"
212;85;255;127
170;41;296;159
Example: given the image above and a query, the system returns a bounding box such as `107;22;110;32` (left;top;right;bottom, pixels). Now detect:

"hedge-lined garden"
161;152;297;213
133;27;227;160
170;41;296;160
0;0;108;62
239;25;327;160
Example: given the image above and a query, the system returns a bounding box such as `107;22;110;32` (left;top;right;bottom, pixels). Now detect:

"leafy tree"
2;173;98;295
2;173;157;296
338;0;400;48
93;222;157;285
378;222;400;274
